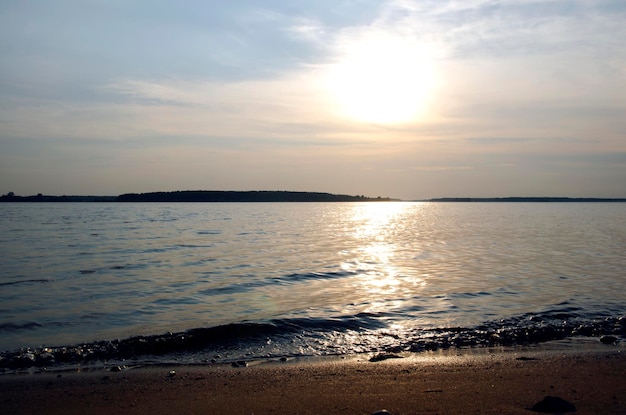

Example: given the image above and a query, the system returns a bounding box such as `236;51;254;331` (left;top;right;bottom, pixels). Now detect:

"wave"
198;270;355;296
0;322;43;331
0;279;51;287
1;308;624;370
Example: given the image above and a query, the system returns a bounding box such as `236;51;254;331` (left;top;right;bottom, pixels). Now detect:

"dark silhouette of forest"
0;190;393;202
428;197;626;202
116;191;392;202
2;191;624;203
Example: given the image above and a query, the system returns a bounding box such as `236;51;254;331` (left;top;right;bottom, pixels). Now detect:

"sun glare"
338;202;426;315
324;33;436;125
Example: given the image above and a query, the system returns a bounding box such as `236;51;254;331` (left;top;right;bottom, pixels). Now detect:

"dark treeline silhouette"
3;192;624;203
428;197;626;202
116;191;391;202
0;191;392;203
0;193;116;202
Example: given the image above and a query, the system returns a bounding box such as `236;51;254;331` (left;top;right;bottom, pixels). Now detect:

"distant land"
1;192;625;203
425;197;626;202
0;190;394;203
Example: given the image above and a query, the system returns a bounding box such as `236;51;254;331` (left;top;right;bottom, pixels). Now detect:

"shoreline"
3;317;623;372
2;345;624;414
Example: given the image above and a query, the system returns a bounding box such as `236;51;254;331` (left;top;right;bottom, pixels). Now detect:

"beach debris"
371;410;392;415
20;352;36;366
531;396;576;413
369;353;403;362
600;335;618;344
38;351;55;365
231;360;248;368
167;370;176;377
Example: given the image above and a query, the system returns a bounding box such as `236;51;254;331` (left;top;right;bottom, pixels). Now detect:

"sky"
1;0;625;200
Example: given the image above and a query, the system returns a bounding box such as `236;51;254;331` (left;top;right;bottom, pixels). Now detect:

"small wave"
0;279;51;287
0;322;43;332
197;230;222;235
148;218;179;223
198;284;251;296
183;258;217;267
449;290;494;299
176;244;214;248
277;270;354;285
198;270;355;297
1;311;624;370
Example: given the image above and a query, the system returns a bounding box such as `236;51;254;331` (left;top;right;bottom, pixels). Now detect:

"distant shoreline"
425;197;626;202
1;192;625;203
0;190;395;203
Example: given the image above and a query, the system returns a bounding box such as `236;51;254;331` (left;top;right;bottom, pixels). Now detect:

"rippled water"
0;202;624;365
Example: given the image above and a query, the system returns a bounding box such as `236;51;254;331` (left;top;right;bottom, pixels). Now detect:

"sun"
324;33;436;125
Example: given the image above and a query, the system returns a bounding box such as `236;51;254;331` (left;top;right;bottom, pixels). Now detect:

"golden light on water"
341;203;426;313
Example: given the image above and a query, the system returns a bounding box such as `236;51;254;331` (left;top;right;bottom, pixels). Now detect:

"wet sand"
1;349;625;415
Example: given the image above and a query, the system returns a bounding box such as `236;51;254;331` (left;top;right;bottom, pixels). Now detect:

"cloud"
411;166;474;171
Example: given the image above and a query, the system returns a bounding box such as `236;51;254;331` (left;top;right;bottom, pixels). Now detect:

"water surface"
0;202;624;366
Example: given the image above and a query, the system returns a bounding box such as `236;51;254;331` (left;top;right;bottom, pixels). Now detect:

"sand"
1;348;625;415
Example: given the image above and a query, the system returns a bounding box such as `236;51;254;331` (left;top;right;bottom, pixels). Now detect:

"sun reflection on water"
340;202;427;315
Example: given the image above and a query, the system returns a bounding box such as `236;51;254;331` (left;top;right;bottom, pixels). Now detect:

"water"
0;202;624;368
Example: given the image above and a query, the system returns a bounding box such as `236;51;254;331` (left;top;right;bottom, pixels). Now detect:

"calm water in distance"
0;202;624;358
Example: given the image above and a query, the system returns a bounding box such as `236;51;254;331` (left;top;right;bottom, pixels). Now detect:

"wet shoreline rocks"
1;315;623;370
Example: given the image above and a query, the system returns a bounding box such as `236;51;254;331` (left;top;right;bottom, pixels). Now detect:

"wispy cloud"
411;165;475;171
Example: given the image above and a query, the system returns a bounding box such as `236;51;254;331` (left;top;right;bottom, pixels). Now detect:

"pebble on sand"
231;361;248;368
531;396;576;413
369;353;404;362
600;335;618;344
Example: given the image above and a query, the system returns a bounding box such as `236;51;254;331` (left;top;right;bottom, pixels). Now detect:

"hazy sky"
1;0;625;199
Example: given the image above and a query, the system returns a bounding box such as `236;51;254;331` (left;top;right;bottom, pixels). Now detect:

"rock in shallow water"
531;396;576;413
231;360;247;368
369;353;403;362
600;335;618;344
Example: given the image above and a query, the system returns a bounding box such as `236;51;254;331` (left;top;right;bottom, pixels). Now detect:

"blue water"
0;202;624;367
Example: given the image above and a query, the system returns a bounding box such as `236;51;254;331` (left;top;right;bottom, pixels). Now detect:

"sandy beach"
1;347;624;415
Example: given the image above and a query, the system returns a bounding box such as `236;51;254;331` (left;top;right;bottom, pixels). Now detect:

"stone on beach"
531;396;576;413
600;335;618;344
231;360;248;367
369;353;404;362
